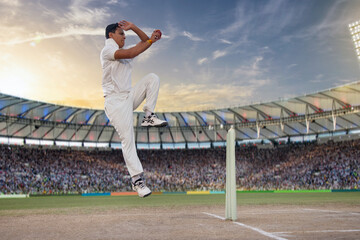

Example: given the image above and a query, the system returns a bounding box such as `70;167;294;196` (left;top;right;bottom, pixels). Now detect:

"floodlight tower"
349;20;360;60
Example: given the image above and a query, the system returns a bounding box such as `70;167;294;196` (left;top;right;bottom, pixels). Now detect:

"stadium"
1;81;360;239
1;1;360;240
1;81;360;192
1;80;360;149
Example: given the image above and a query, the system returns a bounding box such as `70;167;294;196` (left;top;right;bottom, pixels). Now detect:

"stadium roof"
1;81;360;146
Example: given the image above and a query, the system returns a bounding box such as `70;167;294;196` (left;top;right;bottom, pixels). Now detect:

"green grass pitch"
0;192;359;213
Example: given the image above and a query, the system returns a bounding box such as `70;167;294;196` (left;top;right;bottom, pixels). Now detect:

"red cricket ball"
156;30;162;38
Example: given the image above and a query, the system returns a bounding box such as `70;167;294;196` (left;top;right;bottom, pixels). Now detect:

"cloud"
107;0;118;4
58;0;109;26
0;0;115;45
0;25;166;46
52;97;104;110
309;74;324;83
252;56;263;69
156;78;271;111
136;46;155;62
220;2;248;35
212;50;228;60
221;0;307;40
0;26;104;45
157;83;252;111
332;78;356;87
233;56;264;78
155;56;271;112
220;39;232;45
0;0;21;6
197;58;208;65
106;0;129;7
182;31;204;42
287;64;298;69
281;0;350;43
3;0;353;113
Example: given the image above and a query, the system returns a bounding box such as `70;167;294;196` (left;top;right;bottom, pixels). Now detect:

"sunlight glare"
0;65;37;97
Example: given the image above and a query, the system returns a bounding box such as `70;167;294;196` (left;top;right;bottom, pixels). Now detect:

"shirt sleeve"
102;45;117;61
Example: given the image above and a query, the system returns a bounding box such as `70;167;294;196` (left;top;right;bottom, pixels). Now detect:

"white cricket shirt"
100;38;133;97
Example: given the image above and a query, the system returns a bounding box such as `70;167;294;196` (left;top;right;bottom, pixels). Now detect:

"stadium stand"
1;81;360;146
0;82;360;194
1;139;359;194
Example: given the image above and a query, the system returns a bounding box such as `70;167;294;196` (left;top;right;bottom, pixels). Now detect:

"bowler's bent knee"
146;73;160;84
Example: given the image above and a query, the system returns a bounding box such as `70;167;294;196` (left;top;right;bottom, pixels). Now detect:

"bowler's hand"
150;30;162;42
118;20;134;31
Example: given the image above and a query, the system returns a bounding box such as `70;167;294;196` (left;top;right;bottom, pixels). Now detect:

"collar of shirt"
105;38;119;48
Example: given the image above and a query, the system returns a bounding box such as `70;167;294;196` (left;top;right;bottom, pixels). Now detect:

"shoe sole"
142;192;152;198
141;122;168;127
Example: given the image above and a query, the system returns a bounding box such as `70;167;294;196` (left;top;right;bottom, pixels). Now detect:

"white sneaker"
132;179;152;198
141;113;168;127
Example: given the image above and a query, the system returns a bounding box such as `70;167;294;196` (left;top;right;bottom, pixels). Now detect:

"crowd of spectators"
0;139;359;194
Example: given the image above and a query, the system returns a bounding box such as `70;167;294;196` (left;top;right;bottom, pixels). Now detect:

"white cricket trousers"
104;73;160;177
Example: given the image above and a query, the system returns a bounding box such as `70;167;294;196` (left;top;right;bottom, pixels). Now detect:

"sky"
0;0;360;112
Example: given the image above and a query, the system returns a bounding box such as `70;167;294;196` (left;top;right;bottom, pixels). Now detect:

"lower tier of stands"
0;139;359;194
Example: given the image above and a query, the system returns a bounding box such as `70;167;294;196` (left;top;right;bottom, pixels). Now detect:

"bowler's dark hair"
105;23;119;39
